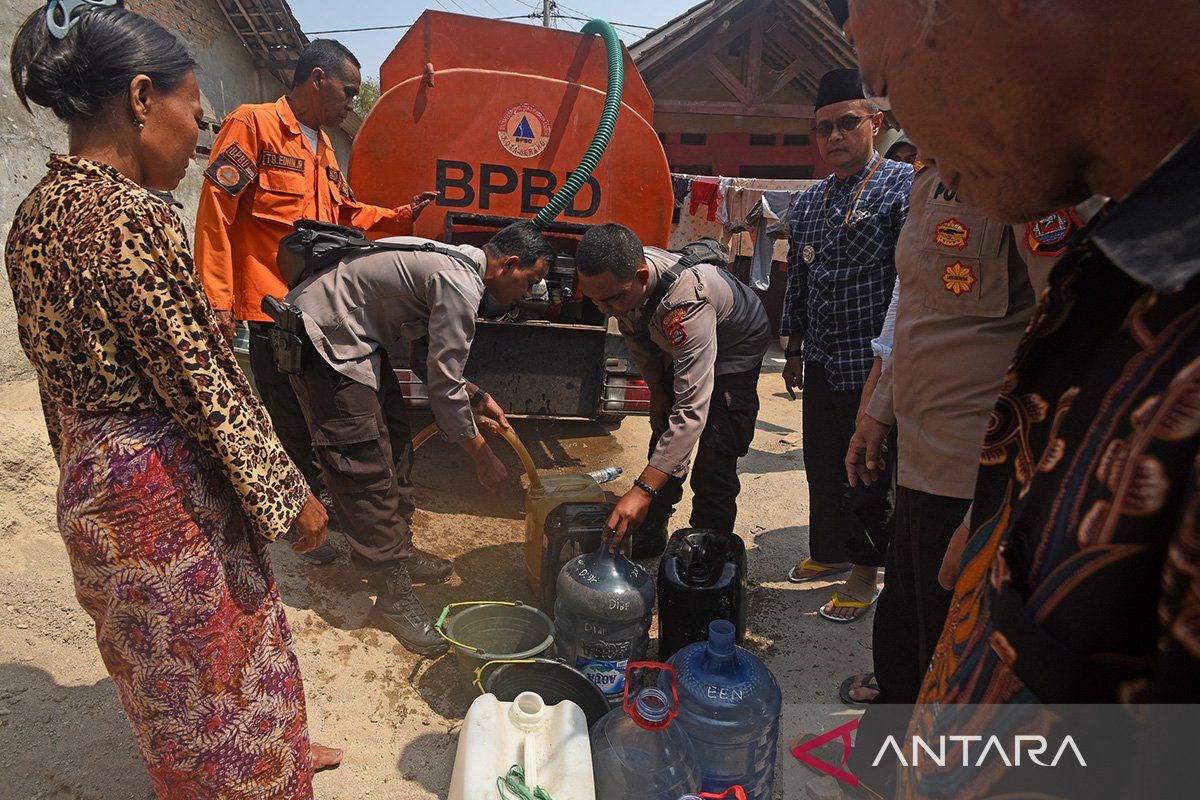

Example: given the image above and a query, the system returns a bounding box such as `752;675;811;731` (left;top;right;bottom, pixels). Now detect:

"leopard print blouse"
5;156;308;541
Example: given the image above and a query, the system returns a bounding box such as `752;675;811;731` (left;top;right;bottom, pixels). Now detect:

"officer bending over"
283;221;553;654
575;223;771;553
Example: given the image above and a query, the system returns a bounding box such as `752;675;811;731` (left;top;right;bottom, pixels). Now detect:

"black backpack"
277;219;478;288
646;236;731;309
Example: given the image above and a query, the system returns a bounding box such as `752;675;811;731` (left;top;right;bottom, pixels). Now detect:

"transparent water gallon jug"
554;537;655;704
667;620;782;800
590;663;701;800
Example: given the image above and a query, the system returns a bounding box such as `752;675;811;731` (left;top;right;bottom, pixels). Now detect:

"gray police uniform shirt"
286;237;486;442
617;246;772;476
865;167;1067;498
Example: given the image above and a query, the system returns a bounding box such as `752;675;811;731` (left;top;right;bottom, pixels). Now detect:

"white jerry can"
449;691;597;800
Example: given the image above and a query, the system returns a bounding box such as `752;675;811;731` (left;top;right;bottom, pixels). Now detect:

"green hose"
532;19;624;230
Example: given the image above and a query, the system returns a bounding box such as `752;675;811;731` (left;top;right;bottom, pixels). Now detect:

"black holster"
261;295;306;376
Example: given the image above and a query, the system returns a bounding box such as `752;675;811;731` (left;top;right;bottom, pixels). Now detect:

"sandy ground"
0;352;876;799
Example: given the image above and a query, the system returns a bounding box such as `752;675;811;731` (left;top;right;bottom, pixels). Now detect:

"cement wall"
0;0;355;383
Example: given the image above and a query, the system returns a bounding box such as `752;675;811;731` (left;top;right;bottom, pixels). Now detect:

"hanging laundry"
688;177;721;221
750;190;800;290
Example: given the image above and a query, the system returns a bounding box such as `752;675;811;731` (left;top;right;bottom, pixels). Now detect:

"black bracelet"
471;388;488;406
784;348;803;359
632;478;658;499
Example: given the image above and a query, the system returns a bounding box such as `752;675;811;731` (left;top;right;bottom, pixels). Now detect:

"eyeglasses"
812;114;873;139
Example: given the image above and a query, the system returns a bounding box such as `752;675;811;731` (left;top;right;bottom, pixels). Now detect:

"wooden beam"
744;11;763;102
706;56;749;103
655;99;815;119
765;55;814;101
645;8;759;87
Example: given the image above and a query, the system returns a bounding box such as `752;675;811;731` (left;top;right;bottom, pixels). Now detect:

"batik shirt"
782;152;912;390
902;131;1200;797
4;156;308;541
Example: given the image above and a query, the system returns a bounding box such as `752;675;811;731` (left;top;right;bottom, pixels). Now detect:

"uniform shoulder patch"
662;306;689;347
204;143;257;197
1026;209;1080;257
328;167;356;202
261;150;306;174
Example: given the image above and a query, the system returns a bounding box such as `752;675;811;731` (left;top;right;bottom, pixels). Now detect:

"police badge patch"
934;218;970;250
1026;209;1080;257
204;143;257;197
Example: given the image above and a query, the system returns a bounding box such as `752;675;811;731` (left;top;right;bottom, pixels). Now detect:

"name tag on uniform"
261;150;306;173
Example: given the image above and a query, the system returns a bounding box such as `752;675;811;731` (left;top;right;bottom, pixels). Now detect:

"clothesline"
669;173;820;290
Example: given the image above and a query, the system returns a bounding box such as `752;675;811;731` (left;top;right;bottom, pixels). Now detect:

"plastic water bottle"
590;664;701;799
586;466;622;484
667;621;782;800
554;537;655;704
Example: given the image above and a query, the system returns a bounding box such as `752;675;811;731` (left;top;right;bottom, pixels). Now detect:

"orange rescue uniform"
195;96;414;322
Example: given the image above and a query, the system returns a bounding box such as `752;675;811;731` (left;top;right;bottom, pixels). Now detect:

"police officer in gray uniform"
575;223;772;553
284;221;553;654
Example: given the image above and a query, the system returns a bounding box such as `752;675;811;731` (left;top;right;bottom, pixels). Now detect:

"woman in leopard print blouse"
5;5;338;797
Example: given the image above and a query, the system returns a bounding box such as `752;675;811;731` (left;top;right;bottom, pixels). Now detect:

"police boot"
406;547;453;584
368;566;448;657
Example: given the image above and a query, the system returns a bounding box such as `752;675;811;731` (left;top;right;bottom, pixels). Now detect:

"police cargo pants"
248;321;324;492
289;346;417;569
644;364;762;535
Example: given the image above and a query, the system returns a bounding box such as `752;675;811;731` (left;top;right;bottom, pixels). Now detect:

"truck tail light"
603;375;650;415
396;369;430;409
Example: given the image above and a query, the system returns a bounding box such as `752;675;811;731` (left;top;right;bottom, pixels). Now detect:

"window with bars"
679;133;707;146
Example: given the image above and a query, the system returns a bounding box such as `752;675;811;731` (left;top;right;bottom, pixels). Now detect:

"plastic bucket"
436;602;555;692
479;657;611;730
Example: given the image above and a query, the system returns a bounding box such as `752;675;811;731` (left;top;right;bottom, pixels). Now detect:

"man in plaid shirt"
782;68;913;622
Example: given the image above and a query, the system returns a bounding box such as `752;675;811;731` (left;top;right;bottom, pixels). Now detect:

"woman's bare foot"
312;742;344;772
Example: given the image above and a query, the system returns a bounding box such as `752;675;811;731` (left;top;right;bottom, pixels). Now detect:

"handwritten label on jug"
608;598;631;612
575;567;599;584
707;686;748;702
584;622;608;636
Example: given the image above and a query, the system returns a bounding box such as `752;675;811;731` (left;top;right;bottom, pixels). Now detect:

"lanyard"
822;156;884;230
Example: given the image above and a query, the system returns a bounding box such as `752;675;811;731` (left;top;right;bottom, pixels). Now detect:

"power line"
557;14;656;30
306;14;537;35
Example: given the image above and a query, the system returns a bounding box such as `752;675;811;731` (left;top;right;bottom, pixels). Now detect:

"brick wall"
126;0;226;46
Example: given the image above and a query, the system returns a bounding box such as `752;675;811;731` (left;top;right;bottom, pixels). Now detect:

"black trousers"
642;365;762;535
248;322;324;492
846;486;970;791
801;361;893;566
289;343;417;569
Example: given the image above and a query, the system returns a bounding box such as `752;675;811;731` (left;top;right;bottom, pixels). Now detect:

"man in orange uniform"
196;40;436;564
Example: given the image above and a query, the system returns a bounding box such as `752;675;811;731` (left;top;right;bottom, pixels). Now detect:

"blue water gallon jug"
667;620;782;800
554;537;656;705
590;663;701;800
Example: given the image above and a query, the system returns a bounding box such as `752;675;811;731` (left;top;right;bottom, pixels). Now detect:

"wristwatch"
784;349;804;359
471;388;489;406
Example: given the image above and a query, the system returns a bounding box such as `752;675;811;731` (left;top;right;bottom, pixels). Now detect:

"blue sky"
288;0;700;81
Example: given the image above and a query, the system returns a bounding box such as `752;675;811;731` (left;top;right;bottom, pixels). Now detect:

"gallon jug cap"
707;619;736;657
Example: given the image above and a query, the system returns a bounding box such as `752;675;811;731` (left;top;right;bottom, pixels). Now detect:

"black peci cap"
815;67;866;112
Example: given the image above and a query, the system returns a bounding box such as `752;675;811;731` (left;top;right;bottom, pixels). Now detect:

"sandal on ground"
788;557;853;584
818;585;882;624
838;671;879;706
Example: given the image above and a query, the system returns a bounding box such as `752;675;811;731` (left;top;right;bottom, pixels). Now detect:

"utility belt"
261;295;307;375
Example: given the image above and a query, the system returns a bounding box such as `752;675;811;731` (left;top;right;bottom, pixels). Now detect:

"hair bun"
9;5;194;122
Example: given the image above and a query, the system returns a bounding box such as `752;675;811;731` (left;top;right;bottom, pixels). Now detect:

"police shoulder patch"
1026;209;1080;257
662;306;689;347
204;143;256;196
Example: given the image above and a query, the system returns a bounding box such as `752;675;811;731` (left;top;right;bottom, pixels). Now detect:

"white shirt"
298;122;320;154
